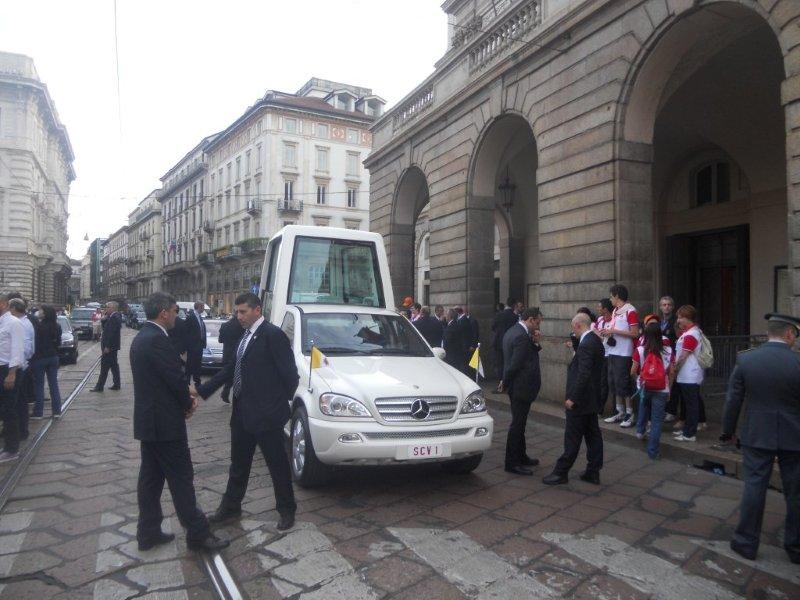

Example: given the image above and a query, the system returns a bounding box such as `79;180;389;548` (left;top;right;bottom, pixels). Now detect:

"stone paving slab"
0;328;797;599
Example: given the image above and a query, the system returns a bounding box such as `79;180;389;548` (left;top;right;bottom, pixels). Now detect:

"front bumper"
73;325;92;338
58;344;77;360
308;414;494;465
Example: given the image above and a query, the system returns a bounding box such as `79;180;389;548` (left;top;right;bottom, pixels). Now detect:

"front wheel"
289;406;332;487
441;453;483;474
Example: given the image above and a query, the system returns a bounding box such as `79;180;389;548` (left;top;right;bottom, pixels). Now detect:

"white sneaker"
604;412;624;424
0;451;19;463
620;414;635;428
674;434;696;442
664;413;676;422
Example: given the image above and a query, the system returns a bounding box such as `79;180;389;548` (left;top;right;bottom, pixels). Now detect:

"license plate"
398;443;451;460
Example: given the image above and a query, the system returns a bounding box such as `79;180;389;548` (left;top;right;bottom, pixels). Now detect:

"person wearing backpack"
670;305;706;442
631;319;674;459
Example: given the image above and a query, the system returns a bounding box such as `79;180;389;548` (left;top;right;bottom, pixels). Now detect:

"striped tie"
232;330;251;399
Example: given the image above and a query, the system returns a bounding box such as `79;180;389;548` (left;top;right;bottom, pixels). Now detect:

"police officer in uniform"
722;313;800;564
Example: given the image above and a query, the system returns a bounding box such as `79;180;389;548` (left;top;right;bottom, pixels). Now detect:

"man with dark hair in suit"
443;308;468;373
543;312;605;485
413;306;444;348
195;293;300;531
91;301;122;392
131;292;228;552
722;313;800;564
217;315;244;403
500;307;542;475
184;301;207;388
492;297;521;383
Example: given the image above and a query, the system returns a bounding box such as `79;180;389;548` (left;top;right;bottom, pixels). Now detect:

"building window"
284;118;297;133
283;142;297;167
316;185;326;205
236;156;241;181
233;223;240;243
346;152;359;176
284;180;294;201
316;147;329;172
245;150;251;175
256;144;262;171
347;128;359;143
218;169;223;191
226;163;232;186
317;123;329;138
210;173;215;190
694;161;731;207
347;188;357;208
225;226;230;245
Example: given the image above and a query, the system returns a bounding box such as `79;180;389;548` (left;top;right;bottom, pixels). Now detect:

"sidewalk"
481;384;785;491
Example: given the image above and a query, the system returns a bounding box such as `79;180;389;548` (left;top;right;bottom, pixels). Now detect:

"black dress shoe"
277;513;295;531
542;473;568;485
209;506;242;524
187;533;230;552
504;465;534;476
730;540;756;560
520;456;540;467
579;472;600;485
109;386;121;391
89;387;103;392
137;531;175;551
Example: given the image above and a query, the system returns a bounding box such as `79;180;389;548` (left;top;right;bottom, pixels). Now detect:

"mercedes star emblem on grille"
410;399;430;420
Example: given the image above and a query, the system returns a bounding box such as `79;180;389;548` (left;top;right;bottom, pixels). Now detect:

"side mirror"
432;347;446;361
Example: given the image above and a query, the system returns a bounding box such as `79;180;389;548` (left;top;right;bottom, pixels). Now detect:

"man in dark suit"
443;308;468;373
195;293;300;532
500;307;542;475
217;315;244;403
722;313;800;564
184;302;207;388
492;297;521;382
413;306;444;347
91;301;122;392
543;312;605;485
131;292;227;552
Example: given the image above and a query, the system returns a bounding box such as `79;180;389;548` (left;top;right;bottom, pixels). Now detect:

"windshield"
71;309;93;319
301;313;431;357
288;237;384;307
57;316;73;332
205;321;222;337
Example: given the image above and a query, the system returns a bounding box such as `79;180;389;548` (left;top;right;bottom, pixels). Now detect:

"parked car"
70;307;99;340
126;304;143;327
131;309;146;329
200;319;225;371
57;315;78;364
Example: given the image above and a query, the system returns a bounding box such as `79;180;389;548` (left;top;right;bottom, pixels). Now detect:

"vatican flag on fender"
469;343;484;382
310;345;328;370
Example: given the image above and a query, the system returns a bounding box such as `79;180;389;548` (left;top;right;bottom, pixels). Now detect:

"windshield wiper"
314;346;371;355
367;348;426;356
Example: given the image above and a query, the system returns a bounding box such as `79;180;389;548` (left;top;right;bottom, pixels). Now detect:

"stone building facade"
126;190;162;303
79;251;91;304
0;52;74;304
103;226;128;301
366;0;800;403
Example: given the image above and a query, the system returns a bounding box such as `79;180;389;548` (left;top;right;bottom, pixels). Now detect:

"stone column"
386;223;414;306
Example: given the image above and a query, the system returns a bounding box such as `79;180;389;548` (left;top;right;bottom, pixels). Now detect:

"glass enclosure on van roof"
287;236;385;307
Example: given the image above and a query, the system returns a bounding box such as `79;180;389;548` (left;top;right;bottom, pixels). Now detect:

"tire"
70;349;78;365
289;405;332;487
441;453;483;474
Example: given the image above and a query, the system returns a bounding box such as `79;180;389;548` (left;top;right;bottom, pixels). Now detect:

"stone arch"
390;165;430;305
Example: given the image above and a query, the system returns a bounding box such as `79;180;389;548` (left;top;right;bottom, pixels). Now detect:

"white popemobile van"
258;225;494;486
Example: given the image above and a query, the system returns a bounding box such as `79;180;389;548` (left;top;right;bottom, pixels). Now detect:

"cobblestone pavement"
0;329;797;599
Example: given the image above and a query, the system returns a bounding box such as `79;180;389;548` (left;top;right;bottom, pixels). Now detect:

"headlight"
461;390;486;414
319;393;371;418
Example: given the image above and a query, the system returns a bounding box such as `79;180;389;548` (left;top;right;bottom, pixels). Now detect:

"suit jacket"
185;310;207;352
218;316;244;366
168;315;188;356
198;319;300;434
130;322;193;442
101;312;122;351
661;315;678;348
443;320;468;370
458;315;479;350
414;315;444;348
566;332;605;415
502;323;541;401
723;341;800;451
492;308;518;351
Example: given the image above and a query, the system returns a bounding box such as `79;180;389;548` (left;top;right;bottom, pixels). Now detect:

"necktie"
232;329;251;399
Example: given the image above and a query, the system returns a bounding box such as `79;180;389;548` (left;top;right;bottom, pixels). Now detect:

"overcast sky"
1;0;446;259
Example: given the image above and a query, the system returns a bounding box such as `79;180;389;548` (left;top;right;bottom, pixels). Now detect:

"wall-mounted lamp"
498;166;516;212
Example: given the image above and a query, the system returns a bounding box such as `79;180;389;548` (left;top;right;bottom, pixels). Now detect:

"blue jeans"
33;355;62;417
636;389;668;459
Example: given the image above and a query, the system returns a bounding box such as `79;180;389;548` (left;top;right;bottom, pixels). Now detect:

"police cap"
764;313;800;335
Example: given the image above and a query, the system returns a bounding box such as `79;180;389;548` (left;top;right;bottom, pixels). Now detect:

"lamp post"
498;166;516;213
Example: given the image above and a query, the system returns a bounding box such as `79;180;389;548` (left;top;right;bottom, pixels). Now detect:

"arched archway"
391;166;430;305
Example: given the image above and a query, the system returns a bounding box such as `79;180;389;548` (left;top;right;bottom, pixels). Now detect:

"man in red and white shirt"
600;284;640;427
592;298;614;413
671;305;705;442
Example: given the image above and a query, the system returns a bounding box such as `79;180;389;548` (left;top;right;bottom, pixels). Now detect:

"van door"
261;236;282;321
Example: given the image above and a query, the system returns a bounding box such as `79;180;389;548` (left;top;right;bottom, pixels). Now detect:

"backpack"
641;350;667;391
697;332;714;369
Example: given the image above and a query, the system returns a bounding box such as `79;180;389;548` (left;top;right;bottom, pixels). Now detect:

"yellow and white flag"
469;344;484;381
310;346;328;369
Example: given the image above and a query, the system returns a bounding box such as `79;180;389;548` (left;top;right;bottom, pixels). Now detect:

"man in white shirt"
600;284;641;427
0;293;25;463
8;298;34;440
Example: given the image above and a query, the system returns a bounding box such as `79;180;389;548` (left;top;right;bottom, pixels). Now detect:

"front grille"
373;396;458;422
362;428;470;440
